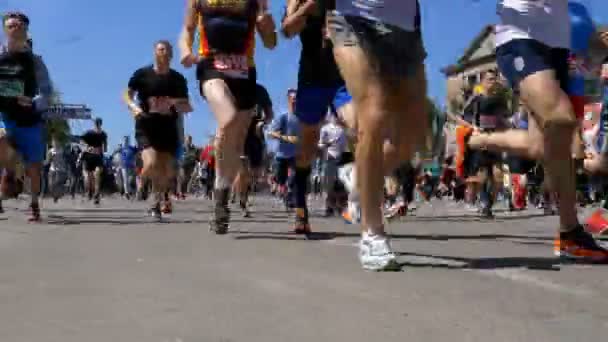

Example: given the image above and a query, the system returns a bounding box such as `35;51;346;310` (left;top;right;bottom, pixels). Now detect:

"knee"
528;141;544;160
542;95;578;136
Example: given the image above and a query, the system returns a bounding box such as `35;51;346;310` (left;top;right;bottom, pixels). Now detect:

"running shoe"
359;231;400;271
210;189;230;234
384;199;407;220
323;207;334;218
28;203;41;223
293;208;311;235
240;200;251;218
161;201;173;214
555;225;608;263
480;206;494;219
342;200;361;224
148;203;162;220
585;208;608;236
338;163;355;194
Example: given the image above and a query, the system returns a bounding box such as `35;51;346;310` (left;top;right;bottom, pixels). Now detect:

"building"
442;24;608;115
442;25;497;114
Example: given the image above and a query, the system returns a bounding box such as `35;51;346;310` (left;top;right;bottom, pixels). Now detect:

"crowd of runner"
2;1;608;271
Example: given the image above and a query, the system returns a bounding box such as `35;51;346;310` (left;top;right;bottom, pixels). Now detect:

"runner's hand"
181;53;199;68
257;11;275;33
16;96;32;107
601;63;608;81
284;136;298;144
132;106;144;118
301;0;318;15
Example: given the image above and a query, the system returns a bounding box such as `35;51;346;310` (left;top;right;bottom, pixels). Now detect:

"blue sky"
1;0;606;147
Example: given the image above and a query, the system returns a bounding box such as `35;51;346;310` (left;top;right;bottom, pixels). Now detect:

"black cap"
94;117;103;125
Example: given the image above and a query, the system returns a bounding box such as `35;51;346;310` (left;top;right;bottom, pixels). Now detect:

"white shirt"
319;122;346;160
583;123;600;155
336;0;418;31
495;0;570;49
48;148;67;172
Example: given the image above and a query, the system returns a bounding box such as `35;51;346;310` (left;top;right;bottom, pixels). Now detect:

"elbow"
281;21;297;39
33;95;50;112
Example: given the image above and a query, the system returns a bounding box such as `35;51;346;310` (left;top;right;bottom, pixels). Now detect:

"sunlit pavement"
0;195;607;342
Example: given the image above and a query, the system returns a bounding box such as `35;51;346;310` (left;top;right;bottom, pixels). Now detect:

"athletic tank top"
196;0;258;67
335;0;418;31
297;0;343;87
0;50;39;126
495;0;570;49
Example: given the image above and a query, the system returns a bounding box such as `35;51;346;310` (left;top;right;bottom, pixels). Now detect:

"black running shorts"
135;113;179;154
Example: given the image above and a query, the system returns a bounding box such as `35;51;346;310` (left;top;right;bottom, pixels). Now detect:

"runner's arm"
281;0;316;38
103;132;108;154
33;55;53;112
259;85;274;123
124;70;144;117
123;89;143;117
179;0;199;61
269;115;297;143
256;0;277;49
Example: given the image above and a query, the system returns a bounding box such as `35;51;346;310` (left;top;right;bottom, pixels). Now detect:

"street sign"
44;104;92;120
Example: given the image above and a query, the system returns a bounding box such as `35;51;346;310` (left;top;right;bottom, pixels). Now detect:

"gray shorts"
328;12;427;82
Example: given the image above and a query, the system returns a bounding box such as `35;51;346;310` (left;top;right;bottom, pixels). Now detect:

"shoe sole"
362;260;402;272
555;251;608;264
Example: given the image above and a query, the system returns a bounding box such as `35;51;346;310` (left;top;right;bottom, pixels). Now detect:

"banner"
44;104;92;120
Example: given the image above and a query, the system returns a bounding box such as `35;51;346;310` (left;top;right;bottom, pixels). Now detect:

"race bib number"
0;79;24;97
147;96;173;114
213;54;248;79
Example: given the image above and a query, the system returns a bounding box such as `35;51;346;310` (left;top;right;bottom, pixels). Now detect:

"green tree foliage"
424;98;445;157
45;89;71;145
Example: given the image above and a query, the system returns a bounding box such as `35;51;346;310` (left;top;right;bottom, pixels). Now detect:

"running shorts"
294;86;347;125
81;152;104;172
506;155;536;175
496;39;569;96
244;133;264;169
328;12;427;82
197;61;257;110
0;118;44;164
135;113;179;154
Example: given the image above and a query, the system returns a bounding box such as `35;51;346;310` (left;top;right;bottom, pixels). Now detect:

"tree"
423;98;446;158
45;89;71;145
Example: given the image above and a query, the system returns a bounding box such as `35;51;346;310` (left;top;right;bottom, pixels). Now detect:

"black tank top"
197;0;258;55
0;51;40;126
296;0;343;87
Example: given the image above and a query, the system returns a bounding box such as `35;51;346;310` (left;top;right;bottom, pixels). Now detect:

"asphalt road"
0;195;607;342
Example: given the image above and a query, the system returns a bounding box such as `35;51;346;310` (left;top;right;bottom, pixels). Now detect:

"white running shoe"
359;231;400;271
338;163;356;194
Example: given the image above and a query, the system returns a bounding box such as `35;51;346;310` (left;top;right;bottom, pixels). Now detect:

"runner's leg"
202;79;252;232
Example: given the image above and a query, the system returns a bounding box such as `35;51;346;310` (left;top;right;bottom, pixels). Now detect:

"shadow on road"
45;215;210;226
404;213;550;223
396;251;560;271
231;231;553;243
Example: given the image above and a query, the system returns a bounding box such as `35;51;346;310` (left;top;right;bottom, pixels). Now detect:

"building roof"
441;25;495;76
